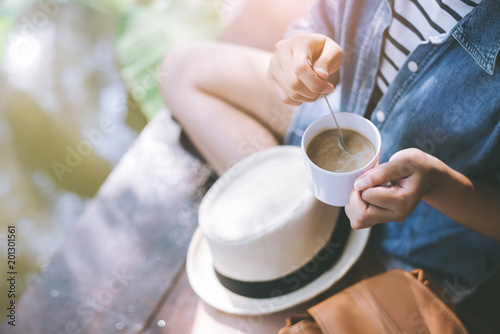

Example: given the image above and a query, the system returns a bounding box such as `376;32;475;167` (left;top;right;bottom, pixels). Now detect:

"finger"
284;57;324;100
268;63;311;105
345;202;351;220
276;48;322;102
347;190;396;229
354;159;416;191
346;190;367;228
276;85;303;106
283;67;322;101
294;34;343;75
361;205;398;227
360;186;401;211
346;190;376;229
292;52;334;95
312;37;343;75
344;190;356;220
269;79;303;106
290;36;338;92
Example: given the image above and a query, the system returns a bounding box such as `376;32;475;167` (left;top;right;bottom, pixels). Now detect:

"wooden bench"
1;111;213;333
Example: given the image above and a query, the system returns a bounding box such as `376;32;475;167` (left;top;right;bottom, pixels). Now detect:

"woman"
160;0;500;298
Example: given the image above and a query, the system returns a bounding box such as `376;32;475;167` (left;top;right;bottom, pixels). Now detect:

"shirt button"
376;110;386;122
408;61;418;72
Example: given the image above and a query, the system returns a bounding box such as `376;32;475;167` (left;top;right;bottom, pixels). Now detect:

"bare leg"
160;42;295;175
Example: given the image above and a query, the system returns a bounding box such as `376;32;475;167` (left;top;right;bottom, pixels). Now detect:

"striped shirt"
377;0;481;94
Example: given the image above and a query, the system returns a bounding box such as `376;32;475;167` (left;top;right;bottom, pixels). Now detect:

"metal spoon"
307;59;350;154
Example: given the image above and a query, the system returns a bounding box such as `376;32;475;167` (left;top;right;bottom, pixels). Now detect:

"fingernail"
322;85;334;94
314;67;329;80
354;176;372;190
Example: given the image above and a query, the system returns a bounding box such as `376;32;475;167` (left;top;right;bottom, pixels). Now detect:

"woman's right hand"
267;33;343;106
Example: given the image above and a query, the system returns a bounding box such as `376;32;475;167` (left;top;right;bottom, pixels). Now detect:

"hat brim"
187;225;370;315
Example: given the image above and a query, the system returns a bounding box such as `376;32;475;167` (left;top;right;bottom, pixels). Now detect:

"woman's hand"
345;148;439;229
267;33;343;106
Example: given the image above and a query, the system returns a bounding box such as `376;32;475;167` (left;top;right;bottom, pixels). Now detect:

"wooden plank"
142;251;379;334
1;111;213;333
156;275;350;334
142;266;199;334
146;266;316;334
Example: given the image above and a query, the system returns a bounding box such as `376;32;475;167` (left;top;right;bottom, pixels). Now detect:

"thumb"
312;39;343;80
354;159;416;190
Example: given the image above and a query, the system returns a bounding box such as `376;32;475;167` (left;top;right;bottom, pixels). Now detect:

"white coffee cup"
301;113;382;207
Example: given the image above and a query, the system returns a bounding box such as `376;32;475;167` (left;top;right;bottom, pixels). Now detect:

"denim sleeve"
283;0;340;39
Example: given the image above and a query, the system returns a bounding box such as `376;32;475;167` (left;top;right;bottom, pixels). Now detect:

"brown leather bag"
279;269;469;334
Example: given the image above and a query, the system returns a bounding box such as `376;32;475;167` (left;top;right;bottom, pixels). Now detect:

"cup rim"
301;113;382;176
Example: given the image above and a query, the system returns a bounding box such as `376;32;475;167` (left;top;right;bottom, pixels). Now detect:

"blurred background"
0;0;228;313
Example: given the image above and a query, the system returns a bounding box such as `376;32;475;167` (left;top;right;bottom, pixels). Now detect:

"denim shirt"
284;0;500;295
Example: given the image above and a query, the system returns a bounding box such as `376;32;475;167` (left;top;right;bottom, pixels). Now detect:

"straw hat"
187;146;369;315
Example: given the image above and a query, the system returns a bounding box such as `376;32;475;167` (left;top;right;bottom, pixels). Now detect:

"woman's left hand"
345;148;439;229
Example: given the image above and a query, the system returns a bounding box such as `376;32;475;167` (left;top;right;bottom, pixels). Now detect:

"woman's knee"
160;43;200;103
160;42;231;124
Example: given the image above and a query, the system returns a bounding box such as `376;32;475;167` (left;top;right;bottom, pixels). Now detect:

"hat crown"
199;147;339;282
201;148;309;242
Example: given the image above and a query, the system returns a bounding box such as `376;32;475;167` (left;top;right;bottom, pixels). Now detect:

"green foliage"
0;0;134;60
0;17;13;60
114;1;223;119
0;0;37;16
0;0;223;120
72;0;134;18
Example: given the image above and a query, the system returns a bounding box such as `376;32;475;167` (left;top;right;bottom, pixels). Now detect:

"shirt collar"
452;0;500;75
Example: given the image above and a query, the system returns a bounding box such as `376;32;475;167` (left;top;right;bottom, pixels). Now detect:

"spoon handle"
323;95;350;154
306;59;350;154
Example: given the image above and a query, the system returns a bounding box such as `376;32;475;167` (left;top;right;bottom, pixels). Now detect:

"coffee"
306;128;375;173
